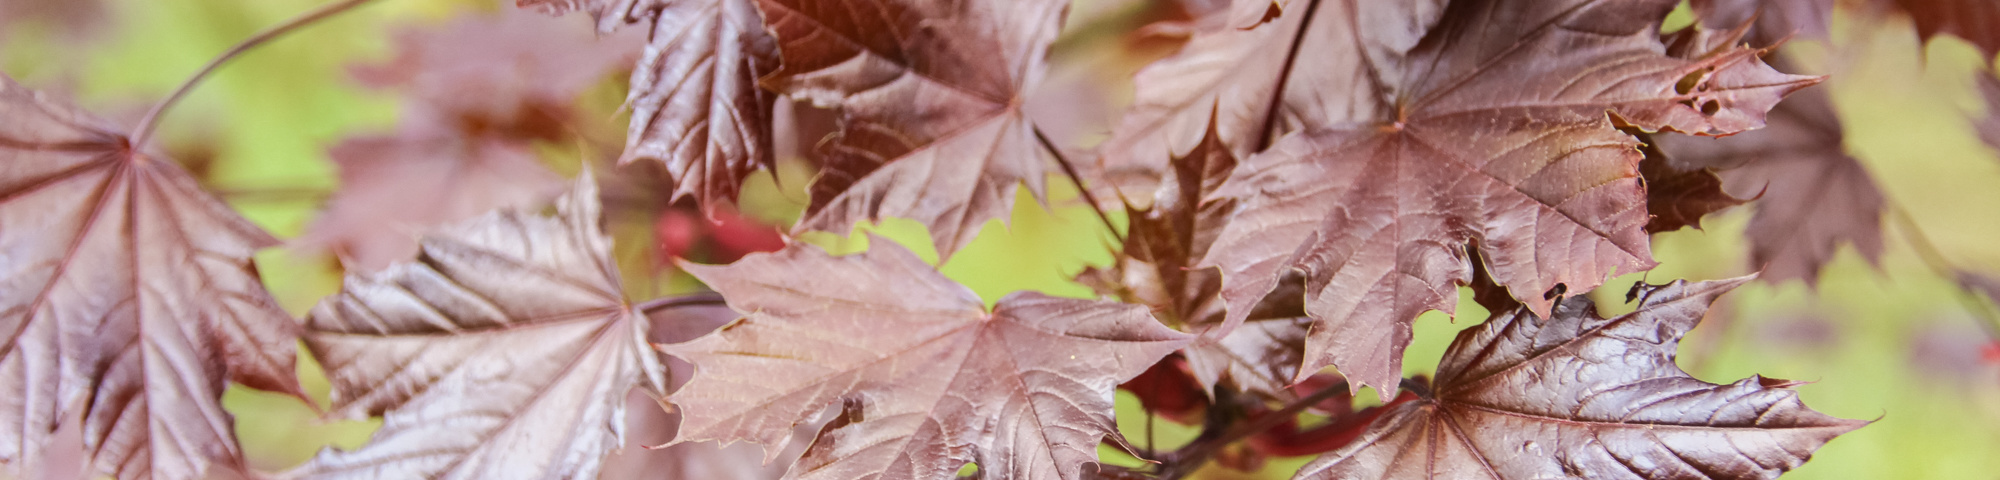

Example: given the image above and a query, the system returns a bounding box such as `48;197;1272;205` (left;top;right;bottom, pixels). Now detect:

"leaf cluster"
13;0;2000;478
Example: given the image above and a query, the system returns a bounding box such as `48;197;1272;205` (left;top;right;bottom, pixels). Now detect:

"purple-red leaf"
0;75;303;480
1080;120;1307;397
1093;0;1445;208
523;0;783;215
1202;0;1817;398
1690;0;1834;47
1294;277;1867;479
303;136;565;271
1636;131;1746;233
299;11;633;270
1651;58;1884;284
622;0;780;214
1871;0;2000;58
290;177;668;479
665;241;1192;480
757;0;1067;258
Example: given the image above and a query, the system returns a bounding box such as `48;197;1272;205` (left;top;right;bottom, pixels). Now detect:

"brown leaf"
516;0;660;34
290;177;669;479
664;240;1192;480
301;137;565;271
1651;58;1884;284
1093;0;1446;208
1295;277;1867;479
1202;0;1816;397
757;0;1067;258
301;11;635;270
622;0;781;215
0;76;302;480
0;0;106;40
1690;0;1834;47
523;0;783;215
1084;120;1308;398
1636;131;1746;233
348;10;639;136
600;302;802;480
1872;0;2000;58
599;391;794;480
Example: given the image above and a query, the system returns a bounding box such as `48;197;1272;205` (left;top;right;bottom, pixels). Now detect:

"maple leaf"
347;10;639;135
288;176;670;479
757;0;1067;258
1689;0;1833;47
1081;120;1308;397
301;136;565;271
0;75;303;480
1092;0;1445;208
1294;277;1867;479
1634;131;1745;233
522;0;783;215
664;240;1192;480
601;392;794;480
1200;0;1818;397
300;11;634;270
0;0;105;40
1650;59;1884;284
600;302;800;480
624;0;781;214
1870;0;2000;58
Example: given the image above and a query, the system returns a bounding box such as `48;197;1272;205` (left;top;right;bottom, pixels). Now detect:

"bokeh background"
2;0;1997;478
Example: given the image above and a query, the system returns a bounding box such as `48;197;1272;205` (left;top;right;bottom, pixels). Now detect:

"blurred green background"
2;0;1997;478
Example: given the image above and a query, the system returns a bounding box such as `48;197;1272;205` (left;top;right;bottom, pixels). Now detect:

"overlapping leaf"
757;0;1066;257
523;0;782;215
1200;0;1819;397
1650;60;1883;283
1093;0;1445;207
289;177;669;479
0;75;302;480
1690;0;1833;47
1080;121;1306;397
665;241;1192;480
1871;0;2000;58
1635;130;1745;233
1294;277;1866;479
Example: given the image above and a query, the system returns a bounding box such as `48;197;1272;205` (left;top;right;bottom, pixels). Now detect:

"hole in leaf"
957;462;979;477
1543;283;1567;300
1699;99;1720;116
1674;67;1712;95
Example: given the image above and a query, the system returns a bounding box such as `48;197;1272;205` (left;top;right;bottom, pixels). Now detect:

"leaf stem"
1251;0;1322;152
634;292;729;315
1033;125;1125;244
129;0;382;148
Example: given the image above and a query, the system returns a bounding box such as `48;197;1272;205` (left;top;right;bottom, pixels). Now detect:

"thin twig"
634;292;729;315
1033;125;1126;245
1886;203;2000;341
130;0;382;148
1151;380;1351;479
